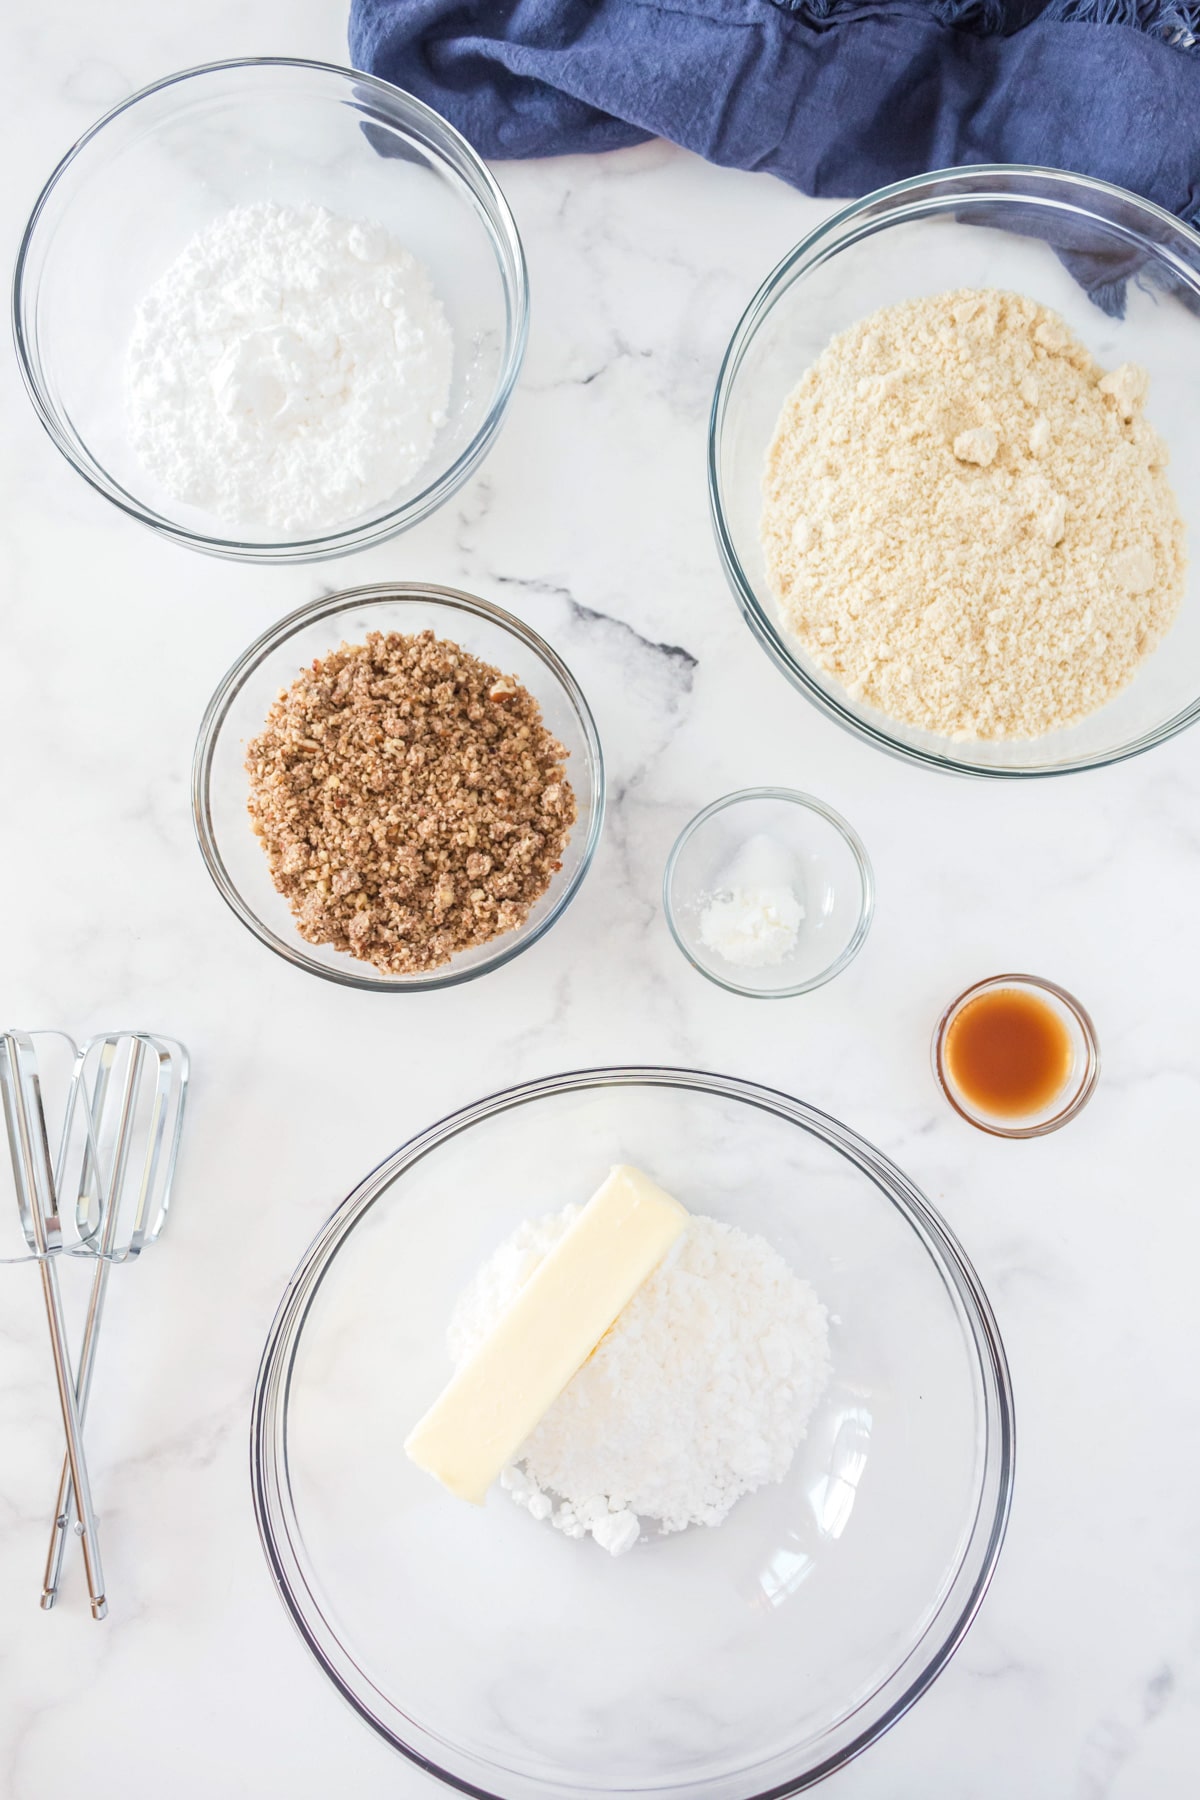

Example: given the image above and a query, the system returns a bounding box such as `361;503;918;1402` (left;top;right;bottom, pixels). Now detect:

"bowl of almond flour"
252;1069;1014;1798
710;167;1200;777
13;59;528;561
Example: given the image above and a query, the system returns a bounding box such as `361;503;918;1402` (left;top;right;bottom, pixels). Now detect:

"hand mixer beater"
0;1029;188;1616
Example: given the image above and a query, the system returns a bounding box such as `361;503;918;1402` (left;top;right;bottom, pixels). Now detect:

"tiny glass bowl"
13;58;528;562
663;788;873;997
932;974;1100;1138
192;583;604;991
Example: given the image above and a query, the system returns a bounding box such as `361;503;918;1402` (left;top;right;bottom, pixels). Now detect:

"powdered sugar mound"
123;202;453;534
448;1207;831;1554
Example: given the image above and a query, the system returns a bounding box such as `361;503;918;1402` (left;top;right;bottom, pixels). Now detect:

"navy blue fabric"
348;1;1200;239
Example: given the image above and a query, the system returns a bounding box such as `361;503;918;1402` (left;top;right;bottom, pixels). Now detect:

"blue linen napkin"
349;1;1200;312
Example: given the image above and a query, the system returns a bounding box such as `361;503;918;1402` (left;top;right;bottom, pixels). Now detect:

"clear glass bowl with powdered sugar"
710;167;1200;777
13;59;527;561
253;1067;1014;1799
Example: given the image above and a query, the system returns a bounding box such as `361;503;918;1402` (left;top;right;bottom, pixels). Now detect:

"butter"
405;1165;689;1504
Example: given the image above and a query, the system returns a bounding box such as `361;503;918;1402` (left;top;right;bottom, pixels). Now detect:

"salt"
698;833;804;969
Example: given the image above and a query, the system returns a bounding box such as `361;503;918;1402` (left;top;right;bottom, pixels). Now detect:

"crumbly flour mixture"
449;1206;831;1554
761;289;1186;740
124;202;453;534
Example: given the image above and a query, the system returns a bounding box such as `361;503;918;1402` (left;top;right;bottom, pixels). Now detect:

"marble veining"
1;1;1199;1797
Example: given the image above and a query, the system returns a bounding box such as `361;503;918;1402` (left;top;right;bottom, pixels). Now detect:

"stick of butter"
405;1165;688;1505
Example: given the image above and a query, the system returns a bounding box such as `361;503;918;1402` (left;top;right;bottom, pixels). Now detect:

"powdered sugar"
123;202;454;535
449;1206;831;1554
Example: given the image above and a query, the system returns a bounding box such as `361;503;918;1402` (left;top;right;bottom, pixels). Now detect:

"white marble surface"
2;4;1199;1798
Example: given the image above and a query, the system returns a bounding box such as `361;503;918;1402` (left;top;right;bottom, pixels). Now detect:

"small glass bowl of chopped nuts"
192;583;604;990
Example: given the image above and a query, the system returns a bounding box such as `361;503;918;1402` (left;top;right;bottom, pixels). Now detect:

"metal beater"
1;1029;188;1616
41;1031;188;1610
0;1029;108;1618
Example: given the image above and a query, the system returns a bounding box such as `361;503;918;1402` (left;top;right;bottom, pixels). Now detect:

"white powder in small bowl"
449;1206;831;1554
697;832;805;969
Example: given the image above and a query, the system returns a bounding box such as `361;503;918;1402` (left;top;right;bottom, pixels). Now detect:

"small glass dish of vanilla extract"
932;974;1100;1137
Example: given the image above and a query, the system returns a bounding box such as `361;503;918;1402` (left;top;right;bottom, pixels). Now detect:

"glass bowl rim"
10;55;530;564
250;1063;1015;1800
190;581;605;991
707;162;1200;780
662;786;875;997
931;971;1101;1138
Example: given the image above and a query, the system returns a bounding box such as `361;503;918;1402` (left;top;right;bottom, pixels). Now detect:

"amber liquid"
944;987;1073;1119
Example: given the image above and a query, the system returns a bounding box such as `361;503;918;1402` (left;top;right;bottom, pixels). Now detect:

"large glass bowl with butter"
12;58;527;562
710;166;1200;777
252;1067;1014;1796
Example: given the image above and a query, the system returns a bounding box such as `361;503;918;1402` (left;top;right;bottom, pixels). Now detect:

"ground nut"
246;629;576;974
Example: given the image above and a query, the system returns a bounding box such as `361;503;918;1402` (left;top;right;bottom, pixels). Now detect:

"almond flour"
761;289;1187;740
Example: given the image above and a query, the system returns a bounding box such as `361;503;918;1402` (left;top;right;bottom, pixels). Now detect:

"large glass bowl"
12;58;528;562
192;584;604;990
710;166;1200;778
252;1067;1014;1797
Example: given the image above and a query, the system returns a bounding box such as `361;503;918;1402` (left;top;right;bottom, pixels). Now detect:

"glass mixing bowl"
252;1067;1014;1797
192;584;604;990
663;788;874;998
710;166;1200;777
12;58;528;561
